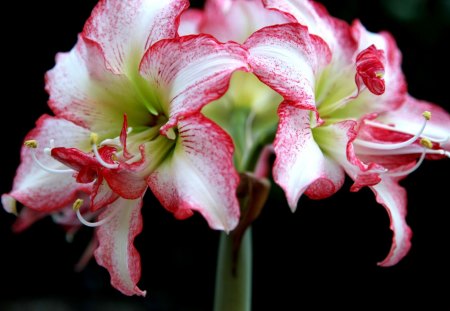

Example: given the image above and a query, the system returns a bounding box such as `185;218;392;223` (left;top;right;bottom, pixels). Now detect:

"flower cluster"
3;0;449;297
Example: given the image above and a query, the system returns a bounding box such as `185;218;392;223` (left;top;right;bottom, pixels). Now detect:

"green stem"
213;228;252;311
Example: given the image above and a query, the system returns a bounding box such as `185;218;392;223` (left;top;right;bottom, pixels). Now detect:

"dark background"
1;0;449;310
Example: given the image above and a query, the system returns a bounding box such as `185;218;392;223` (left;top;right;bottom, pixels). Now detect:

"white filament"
383;148;427;177
354;116;428;150
31;149;74;174
76;207;118;228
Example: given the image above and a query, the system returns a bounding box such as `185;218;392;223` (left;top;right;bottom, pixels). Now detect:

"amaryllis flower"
2;0;249;296
244;0;449;266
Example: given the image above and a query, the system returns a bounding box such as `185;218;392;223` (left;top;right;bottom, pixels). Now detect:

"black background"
1;0;449;310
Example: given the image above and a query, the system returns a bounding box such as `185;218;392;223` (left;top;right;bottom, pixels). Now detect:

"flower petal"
273;104;345;210
94;196;146;296
139;34;249;135
371;178;412;266
3;115;91;212
263;0;356;59
82;0;189;73
179;8;203;36
11;207;47;233
46;36;150;133
244;23;331;112
191;0;288;43
91;177;119;211
148;114;240;232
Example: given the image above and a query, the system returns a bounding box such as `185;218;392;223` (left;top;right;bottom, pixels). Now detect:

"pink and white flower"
244;0;449;266
2;0;249;296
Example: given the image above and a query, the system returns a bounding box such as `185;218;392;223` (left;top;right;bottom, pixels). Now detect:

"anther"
25;139;74;174
24;140;38;149
422;111;431;121
420;138;433;149
72;198;84;211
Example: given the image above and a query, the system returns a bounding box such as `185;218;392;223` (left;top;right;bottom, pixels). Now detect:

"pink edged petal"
82;0;189;73
101;166;148;200
148;114;240;232
179;9;204;36
371;178;412;266
11;207;47;233
273;104;345;210
46;36;150;133
244;23;331;112
379;96;450;151
94;196;146;296
4;115;92;212
91;177;119;211
139;35;249;135
263;0;357;59
198;0;288;43
102;145;149;200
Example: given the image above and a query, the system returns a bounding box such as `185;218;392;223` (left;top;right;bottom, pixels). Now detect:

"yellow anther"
90;133;99;145
420;138;433;149
422;111;432;121
72;198;84;211
375;71;384;78
24;140;38;149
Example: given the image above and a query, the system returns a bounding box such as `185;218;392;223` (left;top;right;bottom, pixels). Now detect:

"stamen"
383;148;427;177
24;140;74;174
90;133;119;169
380;136;446;177
72;198;117;228
355;112;430;150
363;119;449;144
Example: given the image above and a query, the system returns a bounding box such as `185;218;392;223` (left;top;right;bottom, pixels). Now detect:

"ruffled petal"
82;0;189;73
273;104;345;210
3;115;92;212
148;114;240;232
91;177;119;211
11;207;47;233
263;0;356;59
139;34;249;135
94;197;146;296
46;36;150;133
195;0;288;43
244;23;331;112
371;178;412;266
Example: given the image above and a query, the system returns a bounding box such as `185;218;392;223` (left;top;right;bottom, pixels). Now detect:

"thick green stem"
213;228;252;311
